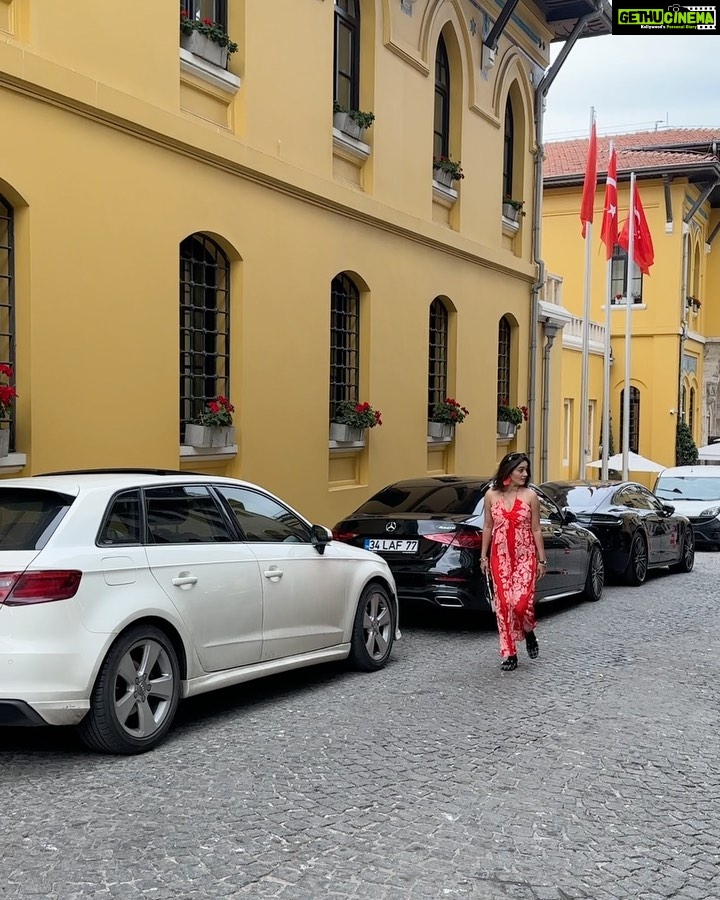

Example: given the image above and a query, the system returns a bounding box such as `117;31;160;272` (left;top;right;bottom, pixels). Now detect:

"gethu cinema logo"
617;6;716;26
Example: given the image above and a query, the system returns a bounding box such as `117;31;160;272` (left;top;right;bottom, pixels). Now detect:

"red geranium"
198;395;234;428
0;364;17;419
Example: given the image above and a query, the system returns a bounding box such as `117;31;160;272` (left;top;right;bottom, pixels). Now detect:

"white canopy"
586;451;666;473
697;443;720;461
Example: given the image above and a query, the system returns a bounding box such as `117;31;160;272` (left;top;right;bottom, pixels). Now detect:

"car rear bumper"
396;581;490;612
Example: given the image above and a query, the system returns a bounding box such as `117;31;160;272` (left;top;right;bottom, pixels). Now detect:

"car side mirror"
562;508;578;524
661;503;675;516
311;523;332;555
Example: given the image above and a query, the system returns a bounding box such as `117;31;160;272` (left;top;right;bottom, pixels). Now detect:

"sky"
543;36;720;142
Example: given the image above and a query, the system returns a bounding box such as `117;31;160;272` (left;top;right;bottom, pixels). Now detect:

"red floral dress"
489;497;537;657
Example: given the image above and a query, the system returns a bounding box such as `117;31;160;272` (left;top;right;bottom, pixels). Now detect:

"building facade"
0;0;607;523
543;129;720;481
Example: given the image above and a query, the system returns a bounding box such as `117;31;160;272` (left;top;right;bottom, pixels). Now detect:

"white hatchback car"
0;470;399;754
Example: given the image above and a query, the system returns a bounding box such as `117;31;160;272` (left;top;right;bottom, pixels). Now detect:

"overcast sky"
543;36;720;141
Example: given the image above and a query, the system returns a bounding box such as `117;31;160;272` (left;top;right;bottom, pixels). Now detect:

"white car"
0;469;399;754
655;465;720;549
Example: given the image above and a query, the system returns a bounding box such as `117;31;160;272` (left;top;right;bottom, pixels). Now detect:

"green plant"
503;196;526;216
0;364;17;419
333;401;382;429
197;395;234;427
180;10;239;53
333;102;375;131
430;398;469;425
433;156;464;181
497;401;528;427
676;419;699;466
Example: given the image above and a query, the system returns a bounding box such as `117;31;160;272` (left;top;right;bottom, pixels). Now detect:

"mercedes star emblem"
385;521;398;533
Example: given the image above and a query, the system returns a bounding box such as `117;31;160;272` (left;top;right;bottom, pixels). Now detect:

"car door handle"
263;567;284;580
172;573;198;586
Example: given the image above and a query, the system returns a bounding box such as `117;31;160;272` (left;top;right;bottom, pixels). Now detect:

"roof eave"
546;0;612;40
544;162;720;188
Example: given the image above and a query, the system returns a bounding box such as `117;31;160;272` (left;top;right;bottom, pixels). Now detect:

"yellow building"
0;0;609;524
543;129;720;483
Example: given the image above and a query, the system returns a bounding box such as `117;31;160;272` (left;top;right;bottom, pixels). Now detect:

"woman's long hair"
492;452;531;490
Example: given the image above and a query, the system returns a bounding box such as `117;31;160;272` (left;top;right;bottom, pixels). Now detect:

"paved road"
2;553;719;900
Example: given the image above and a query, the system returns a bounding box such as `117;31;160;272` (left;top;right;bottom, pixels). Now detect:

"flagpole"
601;141;614;482
579;107;595;480
622;172;636;481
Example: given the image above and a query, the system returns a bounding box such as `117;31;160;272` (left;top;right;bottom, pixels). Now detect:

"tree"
676;419;698;466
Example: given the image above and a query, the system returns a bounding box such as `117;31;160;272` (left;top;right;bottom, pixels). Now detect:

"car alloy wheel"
583;546;604;601
626;532;648;586
78;624;180;754
349;583;394;672
671;527;695;573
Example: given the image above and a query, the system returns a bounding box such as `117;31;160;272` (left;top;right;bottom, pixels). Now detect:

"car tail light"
0;570;82;607
332;529;358;542
425;530;483;549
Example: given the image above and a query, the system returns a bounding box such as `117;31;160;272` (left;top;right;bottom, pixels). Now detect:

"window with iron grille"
503;99;514;200
180;234;230;439
497;317;511;407
334;0;360;111
428;299;448;418
611;245;643;304
180;0;227;28
0;195;15;450
619;386;640;454
433;36;450;160
329;274;360;421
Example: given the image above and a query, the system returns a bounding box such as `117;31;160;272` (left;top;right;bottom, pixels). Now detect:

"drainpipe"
528;2;604;473
541;323;561;481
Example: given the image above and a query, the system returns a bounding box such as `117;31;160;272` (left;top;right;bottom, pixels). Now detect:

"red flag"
580;119;597;238
600;146;618;260
618;182;655;275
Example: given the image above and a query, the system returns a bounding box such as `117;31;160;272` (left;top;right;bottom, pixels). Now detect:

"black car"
332;476;604;612
539;480;695;585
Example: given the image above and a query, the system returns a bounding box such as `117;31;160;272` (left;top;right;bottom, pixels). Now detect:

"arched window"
497;317;511;407
0;194;16;449
433;35;450;160
682;385;688;422
503;98;514;200
689;386;696;434
180;234;231;437
334;0;360;110
330;273;360;420
428;298;448;418
619;386;640;454
180;0;227;30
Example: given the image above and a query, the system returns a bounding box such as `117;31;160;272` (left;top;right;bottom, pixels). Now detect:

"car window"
353;482;490;516
145;485;235;544
0;488;74;550
215;487;311;543
98;491;141;545
534;491;561;521
613;486;654;511
656;476;720;502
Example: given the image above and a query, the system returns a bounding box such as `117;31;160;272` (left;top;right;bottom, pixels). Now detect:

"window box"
502;201;521;222
330;423;364;443
497;421;517;438
180;31;229;69
428;422;453;440
333;112;369;143
184;424;236;448
0;428;9;458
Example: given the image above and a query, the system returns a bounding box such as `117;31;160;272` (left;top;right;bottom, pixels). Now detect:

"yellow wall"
0;0;566;525
543;175;716;481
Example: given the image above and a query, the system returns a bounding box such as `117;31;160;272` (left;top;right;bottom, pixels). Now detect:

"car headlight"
699;506;720;518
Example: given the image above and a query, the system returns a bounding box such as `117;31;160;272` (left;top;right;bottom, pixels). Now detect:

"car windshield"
0;489;75;550
655;477;720;502
353;482;490;516
540;484;611;512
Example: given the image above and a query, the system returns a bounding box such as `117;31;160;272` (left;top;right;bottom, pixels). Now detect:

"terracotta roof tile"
544;128;720;180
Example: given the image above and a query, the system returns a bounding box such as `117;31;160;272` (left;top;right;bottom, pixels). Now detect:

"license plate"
365;538;419;553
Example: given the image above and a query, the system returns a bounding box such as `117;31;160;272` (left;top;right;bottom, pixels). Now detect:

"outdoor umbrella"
586;451;666;473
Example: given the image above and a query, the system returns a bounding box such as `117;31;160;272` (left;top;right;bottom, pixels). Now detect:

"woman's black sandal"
526;631;539;659
500;655;518;671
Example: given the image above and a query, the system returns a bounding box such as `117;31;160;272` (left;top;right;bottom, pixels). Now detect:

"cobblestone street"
2;553;719;900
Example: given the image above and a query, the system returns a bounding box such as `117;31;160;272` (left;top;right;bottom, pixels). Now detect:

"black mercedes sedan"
332;476;604;612
539;480;695;585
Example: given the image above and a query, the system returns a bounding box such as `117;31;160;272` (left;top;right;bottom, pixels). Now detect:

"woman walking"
480;452;546;671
